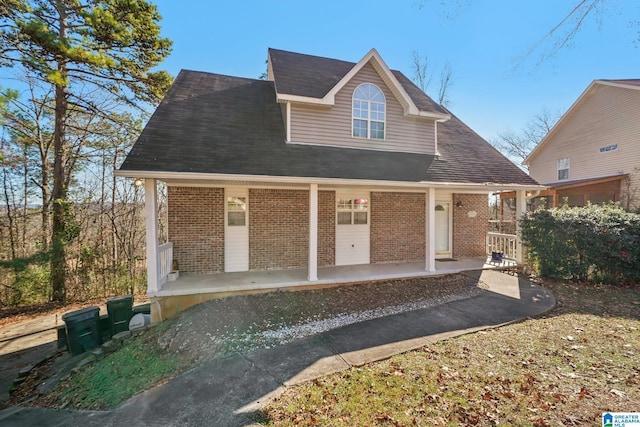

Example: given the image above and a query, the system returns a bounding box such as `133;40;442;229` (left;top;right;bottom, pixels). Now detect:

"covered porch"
154;257;517;297
138;177;534;321
148;257;518;321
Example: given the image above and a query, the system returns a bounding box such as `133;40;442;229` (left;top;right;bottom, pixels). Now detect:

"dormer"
268;48;450;155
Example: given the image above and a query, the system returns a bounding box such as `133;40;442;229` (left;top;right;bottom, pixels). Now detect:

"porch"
153;256;517;298
153;228;521;298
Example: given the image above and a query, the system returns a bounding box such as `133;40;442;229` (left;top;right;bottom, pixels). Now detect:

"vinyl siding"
289;63;436;154
529;84;640;187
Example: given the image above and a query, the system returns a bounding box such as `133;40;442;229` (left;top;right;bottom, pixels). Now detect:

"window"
227;196;247;226
557;157;570;181
599;144;618;153
337;198;368;225
352;83;385;140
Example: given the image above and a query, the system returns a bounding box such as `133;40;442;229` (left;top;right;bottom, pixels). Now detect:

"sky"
149;0;640;144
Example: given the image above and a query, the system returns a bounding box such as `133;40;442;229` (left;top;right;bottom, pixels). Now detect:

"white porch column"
308;183;318;281
425;187;436;272
515;190;526;264
144;178;160;293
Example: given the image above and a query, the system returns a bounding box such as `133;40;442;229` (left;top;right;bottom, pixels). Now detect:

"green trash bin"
62;306;102;356
107;295;134;336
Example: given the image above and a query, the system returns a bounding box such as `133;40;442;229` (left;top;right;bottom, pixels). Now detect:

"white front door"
225;189;249;272
435;201;451;258
335;192;370;266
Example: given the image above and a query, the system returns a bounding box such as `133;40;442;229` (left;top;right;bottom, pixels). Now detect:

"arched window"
352;83;385;139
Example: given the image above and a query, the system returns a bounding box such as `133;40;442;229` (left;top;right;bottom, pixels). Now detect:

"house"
521;79;640;211
115;48;541;321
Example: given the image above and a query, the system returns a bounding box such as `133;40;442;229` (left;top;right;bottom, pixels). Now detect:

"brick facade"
370;192;426;263
452;193;489;258
318;191;335;267
167;187;489;274
249;188;309;270
168;186;225;274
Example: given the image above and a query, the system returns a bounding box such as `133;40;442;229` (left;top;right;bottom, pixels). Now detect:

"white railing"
486;232;518;261
158;242;174;287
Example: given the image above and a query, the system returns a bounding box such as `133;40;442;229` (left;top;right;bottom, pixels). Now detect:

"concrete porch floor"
153;257;517;297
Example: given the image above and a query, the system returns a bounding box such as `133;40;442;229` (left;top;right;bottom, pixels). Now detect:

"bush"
521;203;640;284
13;264;51;304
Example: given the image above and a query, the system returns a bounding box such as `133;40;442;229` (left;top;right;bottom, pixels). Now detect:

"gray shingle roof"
120;51;538;187
269;48;449;116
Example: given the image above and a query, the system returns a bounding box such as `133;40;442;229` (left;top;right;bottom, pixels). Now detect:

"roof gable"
268;48;450;120
524;79;640;164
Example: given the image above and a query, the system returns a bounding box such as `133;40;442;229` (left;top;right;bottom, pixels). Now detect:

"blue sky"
153;0;639;142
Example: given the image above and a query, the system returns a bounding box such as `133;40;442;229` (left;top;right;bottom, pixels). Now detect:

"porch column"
425;187;436;272
144;178;160;293
308;183;318;281
515;190;526;264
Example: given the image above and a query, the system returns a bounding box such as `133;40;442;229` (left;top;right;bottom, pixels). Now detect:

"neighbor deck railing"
158;242;173;287
486;232;518;261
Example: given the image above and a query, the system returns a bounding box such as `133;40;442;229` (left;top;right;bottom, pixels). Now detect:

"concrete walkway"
0;271;555;427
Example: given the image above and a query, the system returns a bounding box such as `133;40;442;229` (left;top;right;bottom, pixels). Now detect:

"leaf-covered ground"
260;280;640;426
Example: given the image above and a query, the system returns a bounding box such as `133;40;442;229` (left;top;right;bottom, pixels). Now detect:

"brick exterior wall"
452;193;489;258
167;186;225;274
249;188;309;270
370;192;426;263
318;190;335;267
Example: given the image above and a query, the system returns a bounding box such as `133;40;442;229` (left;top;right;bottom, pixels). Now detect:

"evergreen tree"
0;0;172;302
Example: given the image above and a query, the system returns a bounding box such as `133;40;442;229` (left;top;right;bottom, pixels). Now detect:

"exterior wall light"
455;200;463;208
134;178;143;187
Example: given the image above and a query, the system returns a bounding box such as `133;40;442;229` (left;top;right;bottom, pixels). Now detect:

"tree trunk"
50;3;68;303
50;79;68;303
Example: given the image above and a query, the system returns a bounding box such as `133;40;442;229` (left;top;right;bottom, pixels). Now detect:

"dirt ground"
2;273;485;408
155;273;486;367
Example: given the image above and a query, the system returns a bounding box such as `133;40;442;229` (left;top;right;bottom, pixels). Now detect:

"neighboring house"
521;79;640;211
116;48;540;320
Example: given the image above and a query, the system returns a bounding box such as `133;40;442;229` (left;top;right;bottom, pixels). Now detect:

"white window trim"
337;196;369;225
225;191;248;227
557;157;570;181
351;83;386;140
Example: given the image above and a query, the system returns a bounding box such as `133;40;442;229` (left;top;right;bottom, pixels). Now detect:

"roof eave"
114;169;543;191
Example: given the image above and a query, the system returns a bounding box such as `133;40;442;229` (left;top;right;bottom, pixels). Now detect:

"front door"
435;201;451;258
335;192;370;266
225;189;249;272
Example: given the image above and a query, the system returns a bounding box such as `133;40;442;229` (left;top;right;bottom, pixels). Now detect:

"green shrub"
14;264;51;304
521;203;640;284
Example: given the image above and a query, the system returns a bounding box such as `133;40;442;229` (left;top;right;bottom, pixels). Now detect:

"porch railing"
486;232;518;261
158;242;173;287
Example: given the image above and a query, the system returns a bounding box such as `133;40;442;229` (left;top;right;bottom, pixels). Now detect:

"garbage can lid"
129;313;151;330
61;305;100;321
107;295;133;304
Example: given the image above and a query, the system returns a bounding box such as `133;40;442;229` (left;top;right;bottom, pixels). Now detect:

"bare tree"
410;51;454;106
514;0;610;68
411;51;432;93
417;1;628;69
437;62;453;107
492;108;560;168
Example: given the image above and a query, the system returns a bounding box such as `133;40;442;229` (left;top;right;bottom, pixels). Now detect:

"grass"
37;320;180;410
259;280;640;426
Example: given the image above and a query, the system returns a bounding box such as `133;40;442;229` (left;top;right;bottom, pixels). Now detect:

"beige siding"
529;84;640;188
290;63;436;154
